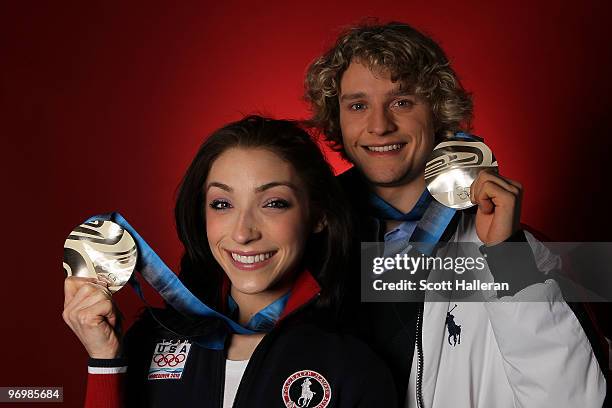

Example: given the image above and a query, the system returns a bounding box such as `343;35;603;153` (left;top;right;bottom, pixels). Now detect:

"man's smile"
363;143;407;154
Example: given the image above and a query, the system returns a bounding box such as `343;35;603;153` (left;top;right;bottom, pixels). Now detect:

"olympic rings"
152;353;186;367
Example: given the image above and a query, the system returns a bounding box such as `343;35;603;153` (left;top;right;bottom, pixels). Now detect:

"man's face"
338;61;435;187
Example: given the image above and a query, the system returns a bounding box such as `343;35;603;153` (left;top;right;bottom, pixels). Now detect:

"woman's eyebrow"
255;181;298;193
206;181;298;193
206;182;233;192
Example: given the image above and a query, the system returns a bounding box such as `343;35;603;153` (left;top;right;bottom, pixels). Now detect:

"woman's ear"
313;215;327;234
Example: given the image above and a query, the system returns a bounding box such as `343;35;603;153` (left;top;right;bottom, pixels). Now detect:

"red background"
2;1;611;406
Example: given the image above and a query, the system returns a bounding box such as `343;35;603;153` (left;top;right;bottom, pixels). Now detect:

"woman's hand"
62;276;122;359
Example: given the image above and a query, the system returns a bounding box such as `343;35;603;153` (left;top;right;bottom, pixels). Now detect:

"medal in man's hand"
425;137;498;209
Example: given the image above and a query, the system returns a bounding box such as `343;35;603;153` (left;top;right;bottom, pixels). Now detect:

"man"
305;22;607;407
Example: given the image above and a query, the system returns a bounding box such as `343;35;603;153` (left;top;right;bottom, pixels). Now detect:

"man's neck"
373;176;426;214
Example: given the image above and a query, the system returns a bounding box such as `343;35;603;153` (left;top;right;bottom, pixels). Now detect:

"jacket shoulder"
279;323;393;372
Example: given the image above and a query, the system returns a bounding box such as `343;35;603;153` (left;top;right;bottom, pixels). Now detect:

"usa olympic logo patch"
282;370;331;408
148;340;191;380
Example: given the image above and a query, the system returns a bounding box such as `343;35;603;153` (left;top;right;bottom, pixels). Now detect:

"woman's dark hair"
174;115;352;314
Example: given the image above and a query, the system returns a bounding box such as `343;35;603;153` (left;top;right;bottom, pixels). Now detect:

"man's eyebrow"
388;88;414;97
255;181;298;193
339;89;414;102
206;182;232;192
339;92;367;102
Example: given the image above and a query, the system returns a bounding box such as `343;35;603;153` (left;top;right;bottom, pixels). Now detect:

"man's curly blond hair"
304;21;473;153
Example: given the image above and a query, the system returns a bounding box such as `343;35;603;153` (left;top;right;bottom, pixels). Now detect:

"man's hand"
470;170;523;246
62;276;122;359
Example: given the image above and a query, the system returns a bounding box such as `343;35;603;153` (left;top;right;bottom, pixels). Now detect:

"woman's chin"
230;280;271;296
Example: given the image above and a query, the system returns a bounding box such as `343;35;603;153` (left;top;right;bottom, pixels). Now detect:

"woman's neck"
230;283;291;326
226;280;293;361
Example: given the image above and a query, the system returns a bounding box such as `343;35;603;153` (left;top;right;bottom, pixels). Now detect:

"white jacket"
405;212;606;408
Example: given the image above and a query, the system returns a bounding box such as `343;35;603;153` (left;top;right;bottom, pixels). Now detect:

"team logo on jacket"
282;370;331;408
446;304;462;347
148;339;192;380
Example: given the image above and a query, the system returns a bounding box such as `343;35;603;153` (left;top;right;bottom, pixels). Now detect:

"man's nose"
367;106;397;136
231;210;262;244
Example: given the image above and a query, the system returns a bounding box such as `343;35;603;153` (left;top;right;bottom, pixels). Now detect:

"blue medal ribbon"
369;189;456;255
228;292;290;332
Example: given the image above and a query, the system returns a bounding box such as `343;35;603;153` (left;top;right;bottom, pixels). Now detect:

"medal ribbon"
369;190;456;255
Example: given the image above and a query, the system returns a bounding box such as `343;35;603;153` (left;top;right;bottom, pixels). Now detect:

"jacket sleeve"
481;230;606;407
85;358;127;408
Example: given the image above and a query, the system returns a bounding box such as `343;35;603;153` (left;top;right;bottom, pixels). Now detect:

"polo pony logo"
446;304;462;346
298;378;316;407
282;370;331;408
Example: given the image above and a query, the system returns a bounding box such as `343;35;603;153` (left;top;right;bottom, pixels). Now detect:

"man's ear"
313;215;327;234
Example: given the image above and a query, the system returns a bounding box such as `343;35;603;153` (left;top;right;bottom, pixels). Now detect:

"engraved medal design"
63;219;137;293
425;140;498;209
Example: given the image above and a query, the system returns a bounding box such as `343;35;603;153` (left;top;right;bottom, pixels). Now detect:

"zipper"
416;303;424;408
230;329;277;408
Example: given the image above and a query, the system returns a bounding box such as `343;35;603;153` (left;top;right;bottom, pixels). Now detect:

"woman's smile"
224;249;278;270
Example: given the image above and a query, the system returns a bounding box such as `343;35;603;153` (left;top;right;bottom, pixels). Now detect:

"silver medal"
425;139;498;209
63;219;137;293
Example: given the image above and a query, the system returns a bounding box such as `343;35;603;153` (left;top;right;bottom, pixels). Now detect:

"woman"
63;116;397;407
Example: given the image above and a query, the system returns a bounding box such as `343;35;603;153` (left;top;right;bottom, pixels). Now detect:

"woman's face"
205;147;312;296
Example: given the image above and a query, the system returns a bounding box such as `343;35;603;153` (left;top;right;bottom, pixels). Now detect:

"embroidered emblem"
148;339;192;380
282;370;331;408
445;304;462;346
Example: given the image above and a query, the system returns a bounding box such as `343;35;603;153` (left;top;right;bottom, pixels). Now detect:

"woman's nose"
231;210;262;244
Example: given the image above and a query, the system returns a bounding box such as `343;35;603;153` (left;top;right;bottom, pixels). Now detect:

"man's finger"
504;177;523;191
474;180;517;214
471;171;521;204
478;171;520;195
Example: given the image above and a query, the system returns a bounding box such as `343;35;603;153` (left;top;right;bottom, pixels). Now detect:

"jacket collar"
278;269;321;322
221;269;321;330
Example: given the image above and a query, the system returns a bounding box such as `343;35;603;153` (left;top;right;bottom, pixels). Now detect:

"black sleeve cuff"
479;229;545;297
88;357;128;368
